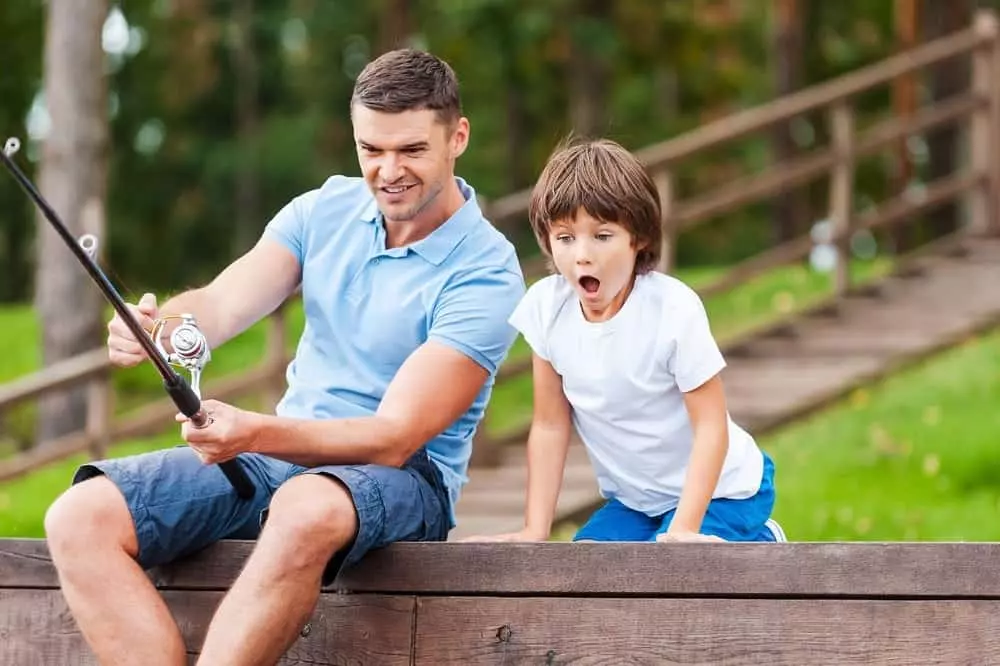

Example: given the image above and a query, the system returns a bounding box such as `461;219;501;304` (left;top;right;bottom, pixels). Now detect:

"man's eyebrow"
357;140;429;151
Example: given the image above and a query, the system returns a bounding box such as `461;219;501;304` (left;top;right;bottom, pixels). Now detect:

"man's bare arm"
244;340;490;467
160;237;301;348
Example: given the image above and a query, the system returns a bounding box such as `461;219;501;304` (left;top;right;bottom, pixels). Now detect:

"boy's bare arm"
521;353;573;539
460;353;572;542
665;374;730;539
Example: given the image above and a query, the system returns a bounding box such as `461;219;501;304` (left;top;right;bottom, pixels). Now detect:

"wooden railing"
1;10;998;480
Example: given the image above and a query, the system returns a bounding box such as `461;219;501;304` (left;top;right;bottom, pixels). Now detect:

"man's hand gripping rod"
1;137;254;499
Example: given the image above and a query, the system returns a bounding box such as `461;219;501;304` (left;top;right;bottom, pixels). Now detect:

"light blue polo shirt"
262;174;524;522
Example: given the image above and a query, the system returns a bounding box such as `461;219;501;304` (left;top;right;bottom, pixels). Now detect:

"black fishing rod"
1;137;254;499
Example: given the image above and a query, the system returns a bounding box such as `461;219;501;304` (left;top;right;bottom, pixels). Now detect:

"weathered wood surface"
6;539;1000;665
451;235;1000;539
7;538;1000;597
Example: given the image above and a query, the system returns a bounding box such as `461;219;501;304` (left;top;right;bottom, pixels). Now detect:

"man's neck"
385;177;466;248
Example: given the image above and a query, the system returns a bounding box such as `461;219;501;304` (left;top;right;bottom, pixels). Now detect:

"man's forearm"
671;423;728;533
247;412;411;468
158;286;238;350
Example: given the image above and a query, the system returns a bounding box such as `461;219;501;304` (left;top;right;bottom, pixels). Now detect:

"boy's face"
352;105;469;224
548;208;640;321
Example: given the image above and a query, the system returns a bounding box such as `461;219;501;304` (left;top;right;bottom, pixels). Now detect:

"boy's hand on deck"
458;529;547;543
656;530;726;543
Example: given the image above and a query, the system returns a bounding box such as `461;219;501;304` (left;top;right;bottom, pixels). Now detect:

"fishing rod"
1;137;254;499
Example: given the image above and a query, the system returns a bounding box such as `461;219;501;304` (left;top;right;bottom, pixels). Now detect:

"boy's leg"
197;446;451;666
655;452;780;542
572;498;660;542
44;448;281;666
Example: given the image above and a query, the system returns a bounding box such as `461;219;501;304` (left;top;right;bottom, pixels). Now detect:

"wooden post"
654;169;675;273
827;102;855;296
262;304;288;413
85;372;111;461
980;10;1000;236
968;11;997;235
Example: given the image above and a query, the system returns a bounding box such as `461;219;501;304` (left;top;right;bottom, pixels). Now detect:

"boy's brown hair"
351;49;462;127
528;138;662;274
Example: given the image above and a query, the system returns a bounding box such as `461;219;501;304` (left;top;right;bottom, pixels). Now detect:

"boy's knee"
264;474;358;557
44;475;137;561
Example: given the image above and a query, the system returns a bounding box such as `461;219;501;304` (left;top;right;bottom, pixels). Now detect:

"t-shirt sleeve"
507;279;552;361
262;188;321;265
429;265;526;375
668;287;727;392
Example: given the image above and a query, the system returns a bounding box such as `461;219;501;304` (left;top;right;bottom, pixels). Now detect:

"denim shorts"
573;451;778;542
72;445;451;585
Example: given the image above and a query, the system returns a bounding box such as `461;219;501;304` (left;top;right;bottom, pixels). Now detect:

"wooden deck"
450;233;1000;539
5;538;1000;664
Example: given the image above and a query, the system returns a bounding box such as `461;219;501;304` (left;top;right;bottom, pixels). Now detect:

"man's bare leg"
45;477;187;666
196;475;356;666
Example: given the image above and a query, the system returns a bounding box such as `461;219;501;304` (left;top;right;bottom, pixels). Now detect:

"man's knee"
44;475;137;561
263;474;358;559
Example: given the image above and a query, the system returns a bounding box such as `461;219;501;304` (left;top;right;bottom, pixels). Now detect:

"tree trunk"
232;0;260;257
33;0;109;446
892;0;920;252
568;0;612;137
922;0;973;239
378;0;413;54
770;0;809;244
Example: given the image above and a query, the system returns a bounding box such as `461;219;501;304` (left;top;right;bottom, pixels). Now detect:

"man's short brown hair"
528;138;663;274
351;49;462;126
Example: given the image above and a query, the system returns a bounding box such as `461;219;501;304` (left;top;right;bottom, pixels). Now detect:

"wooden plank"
0;588;413;666
10;539;1000;598
413;597;1000;665
0;348;109;410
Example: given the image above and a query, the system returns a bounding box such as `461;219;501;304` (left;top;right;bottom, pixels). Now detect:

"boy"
466;138;784;544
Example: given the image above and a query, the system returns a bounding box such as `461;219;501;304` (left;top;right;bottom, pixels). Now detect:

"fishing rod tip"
3;138;20;157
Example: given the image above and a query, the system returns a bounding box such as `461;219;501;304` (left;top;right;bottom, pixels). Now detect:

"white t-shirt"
509;271;764;516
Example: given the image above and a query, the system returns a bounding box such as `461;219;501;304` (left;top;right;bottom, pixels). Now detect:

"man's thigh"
72;447;288;568
294;448;450;584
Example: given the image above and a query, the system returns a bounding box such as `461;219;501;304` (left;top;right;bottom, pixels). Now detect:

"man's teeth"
384;185;410;193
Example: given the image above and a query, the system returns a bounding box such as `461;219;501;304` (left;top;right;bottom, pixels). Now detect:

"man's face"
352;105;469;223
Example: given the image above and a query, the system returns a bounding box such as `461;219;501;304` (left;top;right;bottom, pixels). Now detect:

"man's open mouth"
579;276;600;293
381;184;415;194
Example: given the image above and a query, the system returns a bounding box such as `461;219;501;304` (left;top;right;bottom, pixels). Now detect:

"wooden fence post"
85;371;112;461
828;101;855;296
654;169;676;274
969;11;998;235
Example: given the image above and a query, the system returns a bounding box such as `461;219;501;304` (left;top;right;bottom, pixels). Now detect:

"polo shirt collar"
360;177;482;265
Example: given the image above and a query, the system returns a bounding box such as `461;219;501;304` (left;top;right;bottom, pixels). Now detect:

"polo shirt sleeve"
668;284;727;393
429;265;526;375
262;188;321;265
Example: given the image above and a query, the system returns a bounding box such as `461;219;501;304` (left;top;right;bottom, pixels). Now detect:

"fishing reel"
151;314;212;398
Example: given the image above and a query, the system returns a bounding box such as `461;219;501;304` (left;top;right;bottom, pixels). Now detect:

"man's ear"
450;117;470;159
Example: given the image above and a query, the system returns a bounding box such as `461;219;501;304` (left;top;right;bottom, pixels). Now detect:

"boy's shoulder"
523;273;577;310
634;271;705;313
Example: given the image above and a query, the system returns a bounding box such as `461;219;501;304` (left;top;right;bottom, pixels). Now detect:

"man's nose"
379;154;403;182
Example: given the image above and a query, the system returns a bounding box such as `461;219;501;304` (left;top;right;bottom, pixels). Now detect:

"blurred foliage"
0;1;996;301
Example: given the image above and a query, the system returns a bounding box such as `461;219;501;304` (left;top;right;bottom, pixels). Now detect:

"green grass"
764;328;1000;542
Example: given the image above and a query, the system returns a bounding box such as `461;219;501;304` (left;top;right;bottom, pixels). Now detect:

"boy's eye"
555;234;573;243
596;233;613;241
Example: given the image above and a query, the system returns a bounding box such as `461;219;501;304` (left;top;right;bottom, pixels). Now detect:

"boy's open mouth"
579;276;600;294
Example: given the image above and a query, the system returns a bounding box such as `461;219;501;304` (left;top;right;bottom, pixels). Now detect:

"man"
43;48;525;666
